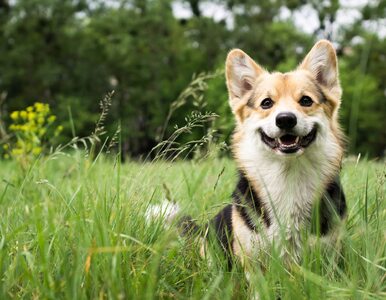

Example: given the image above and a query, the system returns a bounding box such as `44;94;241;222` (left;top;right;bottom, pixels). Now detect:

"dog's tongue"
279;134;297;145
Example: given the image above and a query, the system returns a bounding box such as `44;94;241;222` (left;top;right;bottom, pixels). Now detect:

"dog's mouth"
259;126;317;154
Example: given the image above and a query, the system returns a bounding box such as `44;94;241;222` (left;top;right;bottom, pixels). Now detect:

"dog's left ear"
299;40;341;99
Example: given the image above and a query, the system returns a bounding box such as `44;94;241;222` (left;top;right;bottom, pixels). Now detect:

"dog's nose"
276;112;297;129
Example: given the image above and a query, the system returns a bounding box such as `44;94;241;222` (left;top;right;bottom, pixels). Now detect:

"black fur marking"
177;215;200;236
211;204;233;254
176;173;345;268
232;172;271;230
312;177;346;235
176;205;234;264
208;204;234;268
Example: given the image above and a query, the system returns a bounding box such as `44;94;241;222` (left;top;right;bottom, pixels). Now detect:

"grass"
0;152;384;299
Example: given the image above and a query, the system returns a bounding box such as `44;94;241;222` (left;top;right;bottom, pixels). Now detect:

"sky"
172;0;385;39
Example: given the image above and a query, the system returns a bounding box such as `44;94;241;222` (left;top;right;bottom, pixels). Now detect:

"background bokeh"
0;0;385;158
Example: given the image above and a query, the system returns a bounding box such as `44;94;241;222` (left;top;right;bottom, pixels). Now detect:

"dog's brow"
246;91;270;108
308;76;327;103
246;91;256;107
316;85;327;103
266;92;273;98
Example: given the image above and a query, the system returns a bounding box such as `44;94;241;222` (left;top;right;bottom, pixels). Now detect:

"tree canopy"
0;0;384;157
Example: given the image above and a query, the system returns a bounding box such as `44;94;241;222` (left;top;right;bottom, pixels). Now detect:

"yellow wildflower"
8;101;61;160
11;148;23;156
29;124;37;133
54;125;63;136
39;128;46;136
48;115;56;123
9;124;17;131
27;112;36;121
20;111;28;119
10;111;19;120
34;102;44;112
32;147;42;155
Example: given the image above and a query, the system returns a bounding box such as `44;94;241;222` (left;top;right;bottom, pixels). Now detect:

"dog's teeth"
295;136;300;143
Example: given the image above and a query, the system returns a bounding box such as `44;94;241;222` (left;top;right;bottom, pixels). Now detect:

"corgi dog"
147;40;346;267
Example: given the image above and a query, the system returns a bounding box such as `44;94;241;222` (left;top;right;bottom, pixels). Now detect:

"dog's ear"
226;49;264;111
299;40;341;98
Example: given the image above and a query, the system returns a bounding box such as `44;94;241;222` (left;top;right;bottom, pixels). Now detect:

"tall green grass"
0;152;384;299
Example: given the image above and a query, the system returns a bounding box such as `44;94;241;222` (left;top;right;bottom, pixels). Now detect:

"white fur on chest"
234;120;341;258
253;155;321;227
238;131;327;221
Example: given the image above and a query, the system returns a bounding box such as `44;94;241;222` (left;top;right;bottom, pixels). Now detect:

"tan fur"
227;40;344;171
230;70;340;125
225;40;345;266
231;205;254;261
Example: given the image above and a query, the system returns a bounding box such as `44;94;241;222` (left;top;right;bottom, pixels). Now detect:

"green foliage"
204;70;233;144
0;0;384;157
0;153;384;298
338;32;386;157
339;59;384;157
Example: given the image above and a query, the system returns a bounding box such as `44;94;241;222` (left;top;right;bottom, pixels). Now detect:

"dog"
147;39;346;269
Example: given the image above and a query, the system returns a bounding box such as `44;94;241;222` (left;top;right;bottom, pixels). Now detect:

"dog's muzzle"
259;125;317;154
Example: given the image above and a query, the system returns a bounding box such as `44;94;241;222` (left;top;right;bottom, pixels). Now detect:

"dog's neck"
237;151;339;260
249;156;325;225
236;140;341;231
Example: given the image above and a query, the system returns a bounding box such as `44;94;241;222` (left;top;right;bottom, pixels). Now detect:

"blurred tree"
0;0;384;158
76;0;198;155
0;0;90;139
308;0;340;39
203;0;313;148
338;0;386;157
222;0;312;68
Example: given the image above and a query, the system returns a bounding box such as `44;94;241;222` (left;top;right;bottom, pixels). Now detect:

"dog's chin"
259;125;317;155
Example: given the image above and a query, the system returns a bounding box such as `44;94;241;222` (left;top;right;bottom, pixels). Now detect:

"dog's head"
226;40;343;159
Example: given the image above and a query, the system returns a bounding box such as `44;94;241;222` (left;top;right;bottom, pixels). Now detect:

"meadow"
0;152;384;299
1;1;384;299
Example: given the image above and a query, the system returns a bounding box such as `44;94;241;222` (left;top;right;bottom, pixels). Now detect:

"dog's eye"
260;98;274;109
299;96;313;107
